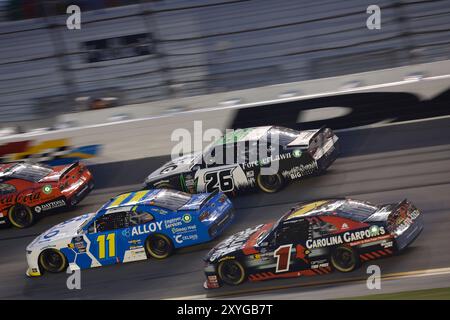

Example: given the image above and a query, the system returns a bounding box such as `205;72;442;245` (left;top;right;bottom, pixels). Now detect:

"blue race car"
26;189;234;276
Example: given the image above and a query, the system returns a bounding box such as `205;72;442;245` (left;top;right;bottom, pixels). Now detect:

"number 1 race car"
203;198;423;288
144;125;339;194
26;189;234;276
0;161;94;228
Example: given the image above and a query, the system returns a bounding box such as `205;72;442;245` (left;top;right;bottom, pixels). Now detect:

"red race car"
0;161;94;228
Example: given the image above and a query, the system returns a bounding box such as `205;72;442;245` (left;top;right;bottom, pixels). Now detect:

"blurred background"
1;0;450;134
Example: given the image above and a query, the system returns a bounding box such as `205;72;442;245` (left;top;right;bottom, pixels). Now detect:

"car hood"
145;152;201;183
27;213;95;250
204;223;269;263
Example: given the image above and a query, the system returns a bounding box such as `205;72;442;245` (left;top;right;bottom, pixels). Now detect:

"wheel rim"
332;247;356;271
40;250;66;273
147;236;171;258
258;174;281;192
219;261;244;285
10;205;32;228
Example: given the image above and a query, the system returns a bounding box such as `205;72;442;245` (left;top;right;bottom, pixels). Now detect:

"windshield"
0;163;52;182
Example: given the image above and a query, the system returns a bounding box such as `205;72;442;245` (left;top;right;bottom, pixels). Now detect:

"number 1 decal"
274;244;292;273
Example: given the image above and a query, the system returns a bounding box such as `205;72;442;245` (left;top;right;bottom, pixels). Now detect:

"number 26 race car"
26;189;234;276
203;198;423;288
144;125;339;194
0;161;94;228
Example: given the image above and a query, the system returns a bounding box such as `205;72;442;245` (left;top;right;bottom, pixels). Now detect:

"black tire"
330;246;360;272
8;204;35;228
217;259;246;286
145;234;174;259
39;249;67;273
256;173;284;193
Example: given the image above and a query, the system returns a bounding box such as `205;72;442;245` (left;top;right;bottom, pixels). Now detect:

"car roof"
103;189;193;210
213;126;272;146
283;198;379;222
104;190;161;209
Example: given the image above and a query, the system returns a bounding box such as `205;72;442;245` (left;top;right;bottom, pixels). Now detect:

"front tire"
256;173;284;193
218;259;246;286
331;246;359;272
145;234;174;259
39;249;67;273
8;204;35;228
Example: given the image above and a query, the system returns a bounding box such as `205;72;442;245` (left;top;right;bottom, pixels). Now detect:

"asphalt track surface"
1;117;450;299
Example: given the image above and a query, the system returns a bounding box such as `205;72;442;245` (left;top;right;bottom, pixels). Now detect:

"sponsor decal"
0;191;41;206
381;240;394;248
341;223;349;230
175;234;183;244
306;227;386;249
292;149;302;158
171;224;197;234
242;152;292;170
160;165;177;174
42;185;53;195
40;199;66;211
122;228;131;237
164;217;183;228
282;162;318;180
182;213;192;223
131;221;163;236
34;206;42;213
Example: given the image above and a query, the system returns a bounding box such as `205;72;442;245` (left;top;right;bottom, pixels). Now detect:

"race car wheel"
256;173;284;193
39;249;67;273
331;246;359;272
218;259;246;286
8;204;35;228
145;234;173;259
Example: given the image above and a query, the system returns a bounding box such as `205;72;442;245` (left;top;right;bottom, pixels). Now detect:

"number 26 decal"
205;169;235;192
274;244;292;273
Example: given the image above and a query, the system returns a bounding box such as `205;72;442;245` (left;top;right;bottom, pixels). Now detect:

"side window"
275;220;310;245
95;211;128;233
310;219;338;238
128;209;154;226
0;183;16;195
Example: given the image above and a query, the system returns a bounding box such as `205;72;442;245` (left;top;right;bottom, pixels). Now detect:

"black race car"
144;126;339;194
203;198;423;288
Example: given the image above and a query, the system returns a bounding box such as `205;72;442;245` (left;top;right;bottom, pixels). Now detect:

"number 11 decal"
274;244;292;273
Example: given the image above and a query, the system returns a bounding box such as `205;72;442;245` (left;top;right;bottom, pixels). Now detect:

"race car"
0;161;94;228
26;188;234;276
144;125;339;194
203;198;423;288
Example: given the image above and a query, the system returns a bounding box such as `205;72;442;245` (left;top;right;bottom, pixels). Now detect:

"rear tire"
8;204;35;228
39;249;67;273
330;246;359;272
218;259;246;286
256;173;284;193
145;234;174;259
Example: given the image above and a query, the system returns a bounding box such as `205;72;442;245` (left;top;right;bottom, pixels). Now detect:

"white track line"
166;266;450;300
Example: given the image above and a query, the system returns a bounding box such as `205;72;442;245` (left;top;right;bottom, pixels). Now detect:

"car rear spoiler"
60;161;80;179
287;126;326;147
180;189;220;211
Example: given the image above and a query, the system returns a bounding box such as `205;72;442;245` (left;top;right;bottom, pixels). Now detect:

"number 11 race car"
203;198;423;288
0;161;94;228
26;189;234;276
144;125;339;194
